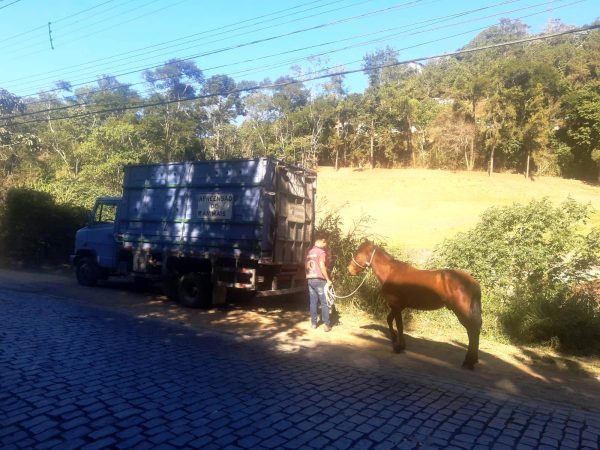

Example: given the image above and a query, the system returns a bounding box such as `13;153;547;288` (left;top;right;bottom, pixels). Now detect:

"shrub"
432;198;600;353
0;188;87;266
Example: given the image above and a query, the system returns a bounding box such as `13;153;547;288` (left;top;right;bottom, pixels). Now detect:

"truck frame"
71;158;316;307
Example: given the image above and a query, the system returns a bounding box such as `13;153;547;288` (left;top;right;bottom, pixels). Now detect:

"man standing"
305;232;332;332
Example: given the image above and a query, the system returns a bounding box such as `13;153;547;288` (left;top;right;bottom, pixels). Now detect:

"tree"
143;59;204;100
492;60;564;177
558;87;600;181
270;76;309;157
238;88;276;157
201;74;243;159
141;59;206;162
0;89;40;181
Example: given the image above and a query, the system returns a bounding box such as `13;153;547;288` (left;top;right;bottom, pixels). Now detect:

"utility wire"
0;0;361;87
4;0;447;97
11;0;577;114
0;0;23;11
1;0;176;58
0;0;119;48
190;0;576;82
14;0;576;105
8;24;598;126
126;0;586;95
2;0;392;91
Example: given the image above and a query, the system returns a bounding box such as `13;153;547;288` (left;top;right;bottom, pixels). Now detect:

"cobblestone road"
1;288;599;450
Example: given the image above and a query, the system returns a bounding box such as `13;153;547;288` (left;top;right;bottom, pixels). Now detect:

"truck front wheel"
178;273;212;308
76;257;99;287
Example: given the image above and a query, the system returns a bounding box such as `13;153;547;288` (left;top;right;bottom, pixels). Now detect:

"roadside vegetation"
321;195;600;356
0;19;599;355
1;20;599;213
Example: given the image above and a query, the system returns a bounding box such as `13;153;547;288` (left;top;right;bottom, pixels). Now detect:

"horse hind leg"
393;308;406;353
462;325;480;370
461;300;482;370
386;310;397;342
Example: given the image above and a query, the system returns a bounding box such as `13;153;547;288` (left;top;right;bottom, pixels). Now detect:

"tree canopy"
1;23;599;208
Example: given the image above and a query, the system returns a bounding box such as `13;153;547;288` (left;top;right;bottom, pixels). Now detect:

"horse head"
348;240;376;276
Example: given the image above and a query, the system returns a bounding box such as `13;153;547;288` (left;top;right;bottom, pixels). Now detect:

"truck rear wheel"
76;257;99;287
178;273;212;308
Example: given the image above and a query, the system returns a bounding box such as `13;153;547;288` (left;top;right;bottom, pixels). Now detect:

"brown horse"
348;240;482;369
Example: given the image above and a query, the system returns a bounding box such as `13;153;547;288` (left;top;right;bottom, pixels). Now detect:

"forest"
0;19;599;209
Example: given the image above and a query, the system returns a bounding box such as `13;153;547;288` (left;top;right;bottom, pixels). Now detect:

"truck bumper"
255;285;308;298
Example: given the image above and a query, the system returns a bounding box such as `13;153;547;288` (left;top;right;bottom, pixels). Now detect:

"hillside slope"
317;168;600;250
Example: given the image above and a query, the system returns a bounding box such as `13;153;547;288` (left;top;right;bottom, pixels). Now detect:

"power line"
224;0;577;80
0;0;23;11
8;24;598;126
0;0;362;88
2;0;451;97
0;0;175;58
0;0;356;83
0;0;118;47
14;0;576;105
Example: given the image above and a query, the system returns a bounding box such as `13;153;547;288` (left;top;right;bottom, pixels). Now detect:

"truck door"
89;200;120;270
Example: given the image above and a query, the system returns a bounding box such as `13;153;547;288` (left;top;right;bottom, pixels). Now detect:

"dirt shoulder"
2;267;599;411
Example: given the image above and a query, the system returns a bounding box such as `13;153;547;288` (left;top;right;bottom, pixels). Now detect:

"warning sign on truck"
198;193;234;220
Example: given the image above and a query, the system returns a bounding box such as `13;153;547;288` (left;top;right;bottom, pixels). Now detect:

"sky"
0;0;597;101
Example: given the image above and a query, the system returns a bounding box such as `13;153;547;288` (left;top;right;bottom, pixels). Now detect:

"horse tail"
469;281;482;330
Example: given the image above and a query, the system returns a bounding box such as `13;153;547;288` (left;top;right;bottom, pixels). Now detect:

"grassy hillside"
317;167;600;251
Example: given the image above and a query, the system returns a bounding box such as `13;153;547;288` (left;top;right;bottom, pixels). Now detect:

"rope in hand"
324;270;371;308
325;247;376;308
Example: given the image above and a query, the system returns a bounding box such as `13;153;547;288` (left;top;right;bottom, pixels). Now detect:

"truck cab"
72;197;122;286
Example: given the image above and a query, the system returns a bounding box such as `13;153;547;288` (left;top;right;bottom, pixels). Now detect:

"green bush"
0;188;87;266
433;198;600;353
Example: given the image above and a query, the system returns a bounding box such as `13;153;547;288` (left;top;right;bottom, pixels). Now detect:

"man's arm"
319;258;332;283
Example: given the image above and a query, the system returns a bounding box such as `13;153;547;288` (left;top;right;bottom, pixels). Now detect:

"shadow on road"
1;267;599;410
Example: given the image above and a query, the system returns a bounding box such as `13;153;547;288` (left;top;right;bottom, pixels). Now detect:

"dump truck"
71;158;316;307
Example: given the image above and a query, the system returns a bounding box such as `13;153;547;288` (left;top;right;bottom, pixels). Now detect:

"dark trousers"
308;278;329;326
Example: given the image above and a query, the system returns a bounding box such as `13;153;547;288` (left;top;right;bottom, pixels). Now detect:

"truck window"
95;204;117;223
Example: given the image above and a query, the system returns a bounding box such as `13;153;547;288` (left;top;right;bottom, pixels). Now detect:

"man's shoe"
324;324;332;332
311;323;318;329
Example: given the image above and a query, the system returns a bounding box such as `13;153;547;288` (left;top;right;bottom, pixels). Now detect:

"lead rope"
325;270;371;307
324;247;376;307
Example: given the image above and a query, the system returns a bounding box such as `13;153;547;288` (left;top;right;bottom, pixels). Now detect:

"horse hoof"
461;361;475;370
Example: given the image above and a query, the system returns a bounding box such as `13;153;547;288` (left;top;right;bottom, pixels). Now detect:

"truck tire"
178;273;212;308
76;257;99;287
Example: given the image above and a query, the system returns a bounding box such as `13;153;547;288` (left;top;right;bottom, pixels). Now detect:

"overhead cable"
8;24;598;125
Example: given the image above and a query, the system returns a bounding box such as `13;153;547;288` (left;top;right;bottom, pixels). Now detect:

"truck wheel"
178;273;212;308
76;257;99;287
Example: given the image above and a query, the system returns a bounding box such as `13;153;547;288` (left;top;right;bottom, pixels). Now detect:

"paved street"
1;287;599;450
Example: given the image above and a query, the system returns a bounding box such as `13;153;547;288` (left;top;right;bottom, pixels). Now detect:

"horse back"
382;264;480;316
383;265;452;310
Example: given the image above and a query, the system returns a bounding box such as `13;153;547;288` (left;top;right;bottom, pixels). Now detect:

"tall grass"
433;198;600;354
318;199;600;355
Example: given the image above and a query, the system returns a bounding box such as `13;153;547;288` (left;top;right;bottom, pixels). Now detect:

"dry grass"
318;167;600;382
317;167;600;251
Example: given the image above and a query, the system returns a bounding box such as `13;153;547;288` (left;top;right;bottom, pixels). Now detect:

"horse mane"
369;243;411;269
